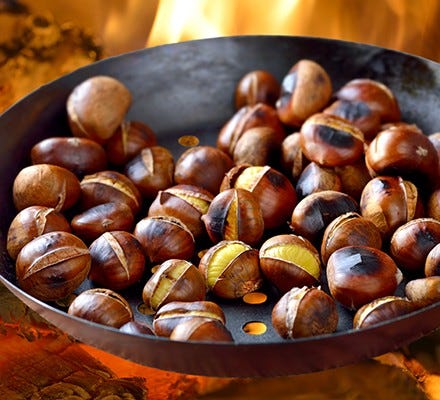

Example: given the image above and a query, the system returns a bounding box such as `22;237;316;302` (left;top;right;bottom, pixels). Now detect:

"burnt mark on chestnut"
316;125;356;148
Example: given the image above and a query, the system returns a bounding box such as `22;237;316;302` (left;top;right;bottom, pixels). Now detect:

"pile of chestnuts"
7;59;440;343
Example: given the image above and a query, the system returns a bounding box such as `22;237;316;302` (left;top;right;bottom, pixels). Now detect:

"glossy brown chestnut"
16;231;91;301
405;276;440;308
119;320;155;336
13;164;81;212
71;202;135;242
142;259;206;312
105;120;158;166
217;103;286;156
360;176;423;240
133;216;195;264
425;243;440;277
174;145;233;195
124;146;174;199
198;240;262;299
67;288;133;328
259;234;321;294
147;184;213;239
79;170;142;214
321;212;382;265
271;286;338;339
390;218;440;274
30;136;107;177
295;162;342;199
7;205;71;260
276;59;333;127
290;190;359;244
353;296;414;329
280;132;309;182
235;69;280;109
201;188;264;247
365;124;439;187
335;78;401;123
326;245;403;310
221;165;297;230
169;317;234;343
334;159;371;201
300;113;365;167
67;75;132;144
88;231;146;291
153;300;226;337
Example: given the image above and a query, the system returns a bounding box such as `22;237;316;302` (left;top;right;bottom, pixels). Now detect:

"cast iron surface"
0;36;439;377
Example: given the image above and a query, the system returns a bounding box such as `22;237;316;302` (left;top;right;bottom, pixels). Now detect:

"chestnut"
360;176;424;240
334;159;371;201
299;113;365;167
326;245;403;310
221;165;297;230
405;276;440;308
88;231;146;291
13;164;81;212
290;190;359;245
276;59;333;127
365;124;439;187
201;188;264;247
124;146;174;199
198;240;262;299
169;317;234;343
120;320;155;336
271;286;338;339
427;188;440;221
335;78;401;123
133;216;196;264
153;300;226;337
389;218;440;274
67;288;133;328
142;259;206;312
425;243;440;277
280;132;309;182
67;75;132;144
16;231;91;301
321;212;382;265
79;170;142;214
147;184;214;239
7;205;71;260
217;103;286;156
259;234;321;294
71;202;135;242
353;296;414;329
174;146;233;195
235;69;280;109
295;162;342;199
30;136;107;177
105;120;158;166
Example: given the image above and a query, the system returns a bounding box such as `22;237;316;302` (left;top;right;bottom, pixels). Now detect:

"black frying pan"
0;36;439;378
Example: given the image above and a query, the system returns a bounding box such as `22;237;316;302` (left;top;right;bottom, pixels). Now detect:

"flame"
147;0;440;62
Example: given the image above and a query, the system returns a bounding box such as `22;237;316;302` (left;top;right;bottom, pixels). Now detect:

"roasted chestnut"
326;245;403;310
427;188;440;221
16;231;91;301
153;300;226;337
67;75;132;144
30;136;107;177
7;205;71;260
271;286;338;339
405;276;440;308
295;162;342;199
198;240;262;299
321;212;382;265
169;317;234;343
133;216;195;264
124;146;174;199
221;165;297;230
353;296;414;329
88;231;146;291
276;59;332;127
259;234;321;294
280;132;309;182
142;259;206;312
235;69;280;109
299;113;365;167
13;164;81;212
425;243;440;277
119;320;155;336
334;159;371;201
201;188;264;247
67;288;133;328
389;218;440;274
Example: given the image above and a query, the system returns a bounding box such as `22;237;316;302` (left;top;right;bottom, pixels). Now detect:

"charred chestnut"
295;162;342;199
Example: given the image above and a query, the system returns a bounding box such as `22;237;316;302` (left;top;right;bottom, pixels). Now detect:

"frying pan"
0;36;439;378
